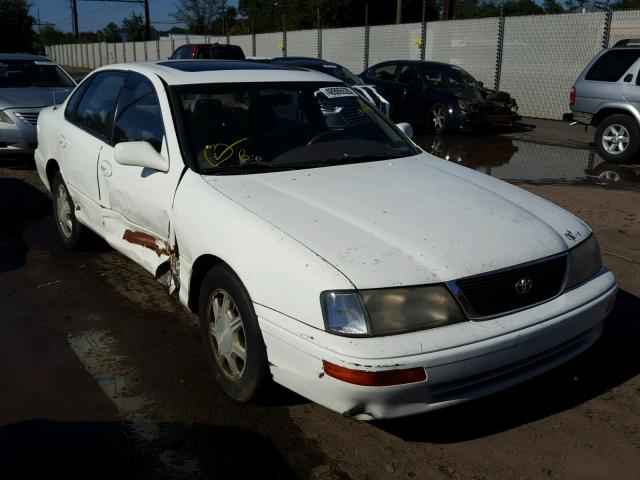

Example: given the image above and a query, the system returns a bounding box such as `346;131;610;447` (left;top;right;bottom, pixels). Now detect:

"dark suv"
170;43;245;60
361;60;519;134
569;39;640;163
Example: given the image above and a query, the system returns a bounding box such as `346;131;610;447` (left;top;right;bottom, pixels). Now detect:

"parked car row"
22;52;616;420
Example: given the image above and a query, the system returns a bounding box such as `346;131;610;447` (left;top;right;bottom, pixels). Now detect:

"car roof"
366;60;456;69
178;43;242;49
271;57;342;67
91;60;342;85
0;53;52;61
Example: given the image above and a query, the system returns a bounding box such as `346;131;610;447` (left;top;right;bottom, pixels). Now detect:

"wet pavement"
1;125;639;479
414;132;640;190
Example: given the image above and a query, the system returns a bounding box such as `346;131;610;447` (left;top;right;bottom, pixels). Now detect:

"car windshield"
174;82;418;175
0;60;75;88
419;64;478;88
306;64;364;85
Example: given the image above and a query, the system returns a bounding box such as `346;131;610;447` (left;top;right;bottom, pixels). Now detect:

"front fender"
173;170;354;330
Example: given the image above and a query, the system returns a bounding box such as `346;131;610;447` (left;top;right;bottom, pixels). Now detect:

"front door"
97;72;182;277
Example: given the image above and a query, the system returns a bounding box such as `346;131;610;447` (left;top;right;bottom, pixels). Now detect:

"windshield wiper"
205;161;288;175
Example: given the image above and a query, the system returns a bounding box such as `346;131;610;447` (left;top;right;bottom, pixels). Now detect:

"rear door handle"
58;135;66;148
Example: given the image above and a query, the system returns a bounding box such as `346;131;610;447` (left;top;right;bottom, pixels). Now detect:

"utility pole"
77;0;152;41
71;0;79;40
396;0;402;24
143;0;151;40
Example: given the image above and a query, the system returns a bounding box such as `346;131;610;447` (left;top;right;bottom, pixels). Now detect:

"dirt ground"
0;157;638;479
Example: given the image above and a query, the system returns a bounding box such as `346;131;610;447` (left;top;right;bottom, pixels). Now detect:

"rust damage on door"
122;229;174;257
122;229;179;294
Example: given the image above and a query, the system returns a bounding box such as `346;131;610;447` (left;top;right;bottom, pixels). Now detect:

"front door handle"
58;135;67;148
99;160;112;177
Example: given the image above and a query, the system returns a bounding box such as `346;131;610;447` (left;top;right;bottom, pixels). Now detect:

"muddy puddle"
414;134;640;189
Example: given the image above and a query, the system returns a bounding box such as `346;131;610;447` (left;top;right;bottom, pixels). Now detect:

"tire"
199;265;271;402
595;114;639;164
428;103;450;134
51;172;88;250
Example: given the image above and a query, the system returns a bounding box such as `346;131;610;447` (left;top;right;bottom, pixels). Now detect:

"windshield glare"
175;83;417;174
0;60;75;88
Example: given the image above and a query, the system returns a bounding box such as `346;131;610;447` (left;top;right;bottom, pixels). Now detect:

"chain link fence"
46;10;640;121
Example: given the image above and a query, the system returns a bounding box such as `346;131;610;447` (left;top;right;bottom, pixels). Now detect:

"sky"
29;0;239;33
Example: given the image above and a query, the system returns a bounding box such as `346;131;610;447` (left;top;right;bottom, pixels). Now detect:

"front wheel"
595;114;639;163
428;103;450;134
199;265;271;402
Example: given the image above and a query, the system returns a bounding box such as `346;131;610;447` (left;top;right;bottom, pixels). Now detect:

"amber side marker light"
322;360;427;387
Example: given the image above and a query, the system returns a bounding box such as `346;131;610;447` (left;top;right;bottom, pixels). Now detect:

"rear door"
59;70;125;229
97;72;183;277
396;64;425;124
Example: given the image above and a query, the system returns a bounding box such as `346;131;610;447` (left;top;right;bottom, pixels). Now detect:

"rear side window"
196;46;245;60
372;64;397;82
586;50;640;82
74;71;125;138
170;46;192;59
113;74;164;152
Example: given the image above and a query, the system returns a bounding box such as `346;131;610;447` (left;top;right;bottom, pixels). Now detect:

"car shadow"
0;155;37;170
374;289;640;443
0;178;51;272
0;419;298;479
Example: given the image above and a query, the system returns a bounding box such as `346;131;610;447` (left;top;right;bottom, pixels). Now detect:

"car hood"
202;153;589;288
0;88;72;109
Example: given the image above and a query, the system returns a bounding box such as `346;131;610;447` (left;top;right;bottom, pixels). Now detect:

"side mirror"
115;141;169;172
396;122;413;139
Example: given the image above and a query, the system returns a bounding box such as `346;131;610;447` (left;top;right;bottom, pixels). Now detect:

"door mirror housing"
396;122;414;139
114;141;169;172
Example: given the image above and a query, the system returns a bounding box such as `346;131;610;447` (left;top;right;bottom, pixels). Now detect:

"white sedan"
35;60;617;420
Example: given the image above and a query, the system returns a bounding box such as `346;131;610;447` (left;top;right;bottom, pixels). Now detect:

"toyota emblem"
515;277;532;295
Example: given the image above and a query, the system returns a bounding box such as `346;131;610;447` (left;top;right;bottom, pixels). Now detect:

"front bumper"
257;269;616;419
0;109;38;154
451;108;520;131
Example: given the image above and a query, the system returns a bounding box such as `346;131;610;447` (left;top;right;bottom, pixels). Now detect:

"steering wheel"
306;129;346;146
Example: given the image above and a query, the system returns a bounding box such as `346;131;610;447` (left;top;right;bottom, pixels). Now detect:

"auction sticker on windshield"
318;86;357;98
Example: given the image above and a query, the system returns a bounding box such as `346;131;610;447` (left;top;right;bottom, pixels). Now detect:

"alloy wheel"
602;124;630;155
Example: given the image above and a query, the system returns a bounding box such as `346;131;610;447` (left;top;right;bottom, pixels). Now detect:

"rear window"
196;46;245;60
586;50;640;82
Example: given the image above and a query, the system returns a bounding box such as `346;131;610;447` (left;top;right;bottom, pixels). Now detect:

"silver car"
0;54;75;155
569;39;640;163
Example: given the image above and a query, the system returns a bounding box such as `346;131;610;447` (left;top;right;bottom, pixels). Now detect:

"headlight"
457;100;478;111
566;234;602;289
0;110;14;124
321;285;466;337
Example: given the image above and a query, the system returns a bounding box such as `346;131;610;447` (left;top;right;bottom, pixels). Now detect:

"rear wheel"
595;114;639;163
51;172;88;250
199;265;271;402
429;103;450;134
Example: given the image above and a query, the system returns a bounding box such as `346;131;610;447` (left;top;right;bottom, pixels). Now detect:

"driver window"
373;64;397;82
397;65;419;86
421;67;442;88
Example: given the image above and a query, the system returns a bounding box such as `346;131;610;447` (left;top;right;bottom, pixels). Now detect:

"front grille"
452;255;567;318
15;112;39;126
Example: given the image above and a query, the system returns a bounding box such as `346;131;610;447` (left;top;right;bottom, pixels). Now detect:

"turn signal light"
322;360;426;386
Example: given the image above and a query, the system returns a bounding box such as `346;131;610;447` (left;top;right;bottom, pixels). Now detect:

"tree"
0;0;35;53
503;0;544;15
611;0;640;9
122;13;145;41
171;0;222;35
39;25;67;46
543;0;564;12
102;22;121;42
